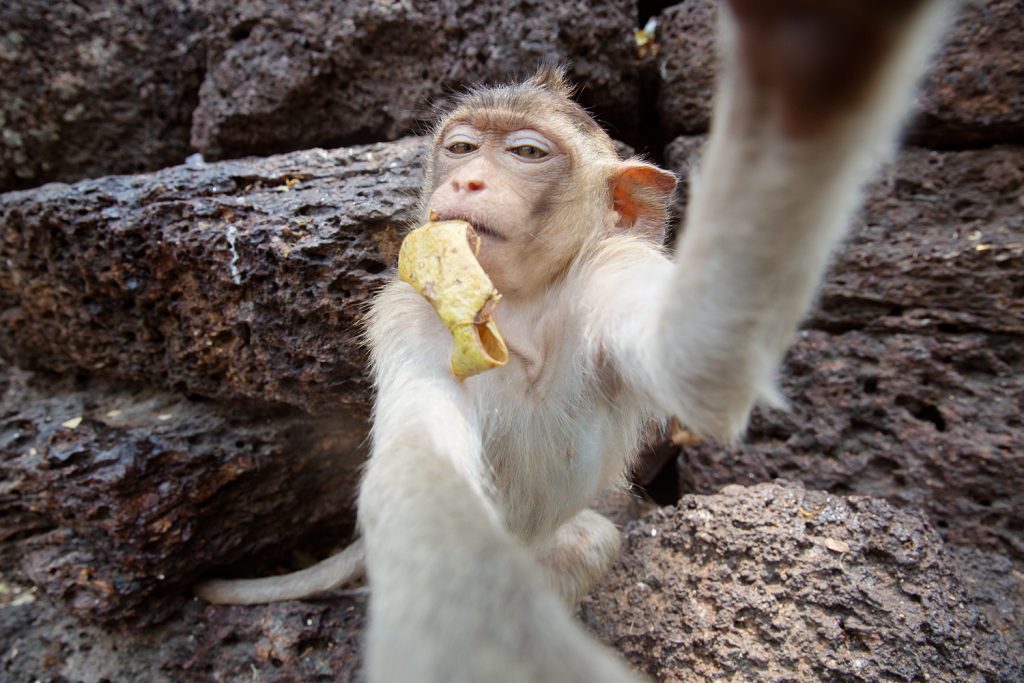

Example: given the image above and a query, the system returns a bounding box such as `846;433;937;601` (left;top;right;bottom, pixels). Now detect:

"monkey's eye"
447;141;478;155
509;145;549;160
506;131;554;162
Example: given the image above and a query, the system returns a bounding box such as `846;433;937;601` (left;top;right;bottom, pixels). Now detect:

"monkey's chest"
472;355;642;543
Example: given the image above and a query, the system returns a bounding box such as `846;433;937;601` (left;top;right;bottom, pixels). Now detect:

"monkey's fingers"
397;220;509;379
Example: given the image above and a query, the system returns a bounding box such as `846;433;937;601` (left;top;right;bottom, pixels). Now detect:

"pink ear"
611;162;677;243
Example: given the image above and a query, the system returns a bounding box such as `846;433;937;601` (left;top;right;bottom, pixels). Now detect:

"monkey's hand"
397;219;509;379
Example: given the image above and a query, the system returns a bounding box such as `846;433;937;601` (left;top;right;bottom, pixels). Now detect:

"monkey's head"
422;66;677;299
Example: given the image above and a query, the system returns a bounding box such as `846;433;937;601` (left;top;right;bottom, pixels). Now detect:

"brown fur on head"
423;65;619;196
419;66;675;299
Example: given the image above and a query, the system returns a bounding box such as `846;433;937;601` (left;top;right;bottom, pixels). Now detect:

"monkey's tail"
194;537;366;605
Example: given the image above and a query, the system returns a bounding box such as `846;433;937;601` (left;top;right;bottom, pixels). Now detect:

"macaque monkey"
198;1;954;680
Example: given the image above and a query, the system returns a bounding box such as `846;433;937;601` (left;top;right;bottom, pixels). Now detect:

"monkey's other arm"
600;0;954;440
359;281;644;683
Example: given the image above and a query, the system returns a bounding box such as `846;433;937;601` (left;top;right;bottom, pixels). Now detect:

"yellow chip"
397;220;509;379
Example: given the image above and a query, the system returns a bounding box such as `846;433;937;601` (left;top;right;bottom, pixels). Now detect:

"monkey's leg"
360;447;643;683
194;538;365;605
535;509;621;604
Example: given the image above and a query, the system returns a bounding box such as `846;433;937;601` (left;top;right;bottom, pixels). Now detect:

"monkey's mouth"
433;212;506;241
471;223;504;241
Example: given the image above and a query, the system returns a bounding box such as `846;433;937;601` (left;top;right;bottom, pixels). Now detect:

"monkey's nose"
452;179;486;192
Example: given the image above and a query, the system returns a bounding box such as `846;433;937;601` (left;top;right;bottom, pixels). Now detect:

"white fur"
197;4;954;681
360;3;954;676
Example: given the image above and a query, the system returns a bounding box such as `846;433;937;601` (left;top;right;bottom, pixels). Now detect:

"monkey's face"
425;121;592;299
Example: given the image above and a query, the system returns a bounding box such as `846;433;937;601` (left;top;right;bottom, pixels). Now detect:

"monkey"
197;1;954;680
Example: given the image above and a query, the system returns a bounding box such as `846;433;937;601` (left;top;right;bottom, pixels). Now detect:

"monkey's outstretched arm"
603;0;953;440
360;282;644;683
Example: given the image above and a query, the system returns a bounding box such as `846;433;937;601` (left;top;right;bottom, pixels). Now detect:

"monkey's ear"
610;163;677;242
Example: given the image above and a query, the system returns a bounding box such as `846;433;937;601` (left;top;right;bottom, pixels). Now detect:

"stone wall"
1;1;1021;680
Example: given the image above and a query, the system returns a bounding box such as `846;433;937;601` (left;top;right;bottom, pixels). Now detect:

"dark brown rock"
665;142;1024;337
654;0;717;138
193;0;642;160
908;0;1024;147
0;0;643;191
676;331;1023;559
0;1;207;191
661;141;1024;563
815;145;1024;337
581;482;1020;681
950;545;1024;662
0;585;366;682
0;137;426;416
1;363;365;625
5;484;1018;681
655;0;1024;147
662;134;704;236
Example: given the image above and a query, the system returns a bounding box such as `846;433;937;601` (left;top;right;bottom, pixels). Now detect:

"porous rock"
5;483;1019;681
0;0;643;191
655;0;1024;147
663;140;1024;564
665;142;1024;337
0;585;366;683
815;145;1024;337
949;545;1024;663
0;363;365;625
580;482;1020;681
908;0;1024;147
680;331;1024;559
654;0;718;138
193;0;641;160
0;0;207;191
0;137;426;417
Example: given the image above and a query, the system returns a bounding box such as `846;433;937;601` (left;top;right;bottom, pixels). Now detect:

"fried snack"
397;219;509;379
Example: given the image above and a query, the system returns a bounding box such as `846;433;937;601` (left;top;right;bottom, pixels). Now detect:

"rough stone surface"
949;545;1024;662
814;146;1024;337
0;584;366;683
0;363;365;625
682;331;1023;557
193;0;642;160
0;3;1020;677
654;0;718;138
0;1;644;191
656;0;1024;147
580;482;1021;682
0;137;426;417
662;141;1024;564
908;0;1024;147
661;134;704;235
4;484;1018;682
0;1;207;191
668;140;1024;334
